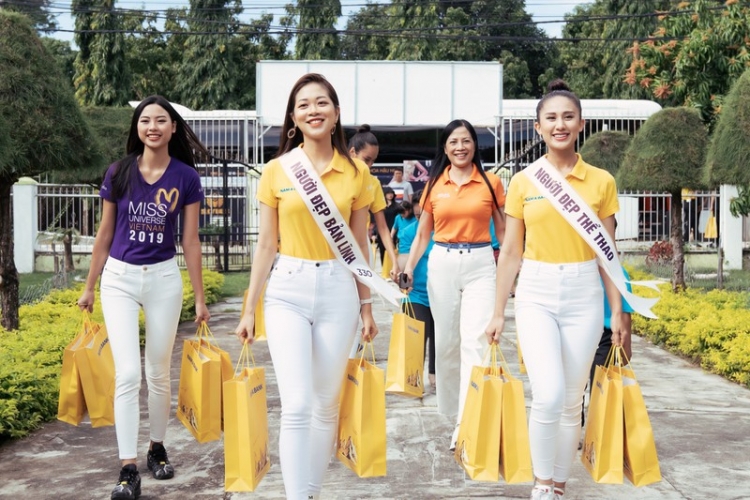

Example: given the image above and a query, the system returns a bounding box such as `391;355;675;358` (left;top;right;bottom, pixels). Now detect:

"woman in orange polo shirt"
234;73;376;500
485;80;624;500
403;118;505;450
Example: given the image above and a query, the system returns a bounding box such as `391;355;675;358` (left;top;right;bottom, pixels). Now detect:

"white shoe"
530;484;555;500
554;487;565;500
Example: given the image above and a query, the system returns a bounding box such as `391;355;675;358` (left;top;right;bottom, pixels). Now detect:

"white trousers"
99;257;184;460
514;259;603;483
426;245;496;423
264;255;359;500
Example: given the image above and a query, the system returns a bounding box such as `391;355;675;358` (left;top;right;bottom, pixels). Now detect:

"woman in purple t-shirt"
78;95;210;500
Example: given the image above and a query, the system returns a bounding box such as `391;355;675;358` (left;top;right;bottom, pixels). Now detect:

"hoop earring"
287;127;297;139
331;125;336;135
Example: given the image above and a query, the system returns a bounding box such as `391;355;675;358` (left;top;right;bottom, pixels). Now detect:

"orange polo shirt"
422;164;505;243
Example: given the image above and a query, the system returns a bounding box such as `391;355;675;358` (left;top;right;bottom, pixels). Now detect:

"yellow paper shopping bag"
57;313;97;425
385;298;425;397
581;346;624;484
224;343;270;492
454;345;503;482
177;325;222;443
75;321;115;428
197;322;234;429
337;343;387;477
497;348;533;484
241;285;267;341
516;334;526;375
620;351;662;487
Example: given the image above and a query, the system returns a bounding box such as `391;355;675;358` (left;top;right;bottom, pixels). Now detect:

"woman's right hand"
77;289;95;313
484;315;505;345
401;267;414;291
235;314;255;345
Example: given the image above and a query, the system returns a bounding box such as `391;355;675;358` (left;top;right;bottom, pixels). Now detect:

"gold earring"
287;127;296;139
331;125;336;135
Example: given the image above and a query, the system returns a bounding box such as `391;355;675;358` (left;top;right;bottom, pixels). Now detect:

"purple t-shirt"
100;158;204;265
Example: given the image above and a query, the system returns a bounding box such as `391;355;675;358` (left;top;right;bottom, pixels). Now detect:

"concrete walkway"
1;293;750;500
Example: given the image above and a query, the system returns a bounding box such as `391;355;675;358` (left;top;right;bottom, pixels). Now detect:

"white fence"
13;178;750;274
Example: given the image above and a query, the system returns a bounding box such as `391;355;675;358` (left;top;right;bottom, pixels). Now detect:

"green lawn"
220;271;249;298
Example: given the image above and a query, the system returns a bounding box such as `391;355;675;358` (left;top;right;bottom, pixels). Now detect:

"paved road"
1;293;750;499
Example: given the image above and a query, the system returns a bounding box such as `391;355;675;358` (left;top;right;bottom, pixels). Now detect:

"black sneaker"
147;442;175;480
111;464;141;500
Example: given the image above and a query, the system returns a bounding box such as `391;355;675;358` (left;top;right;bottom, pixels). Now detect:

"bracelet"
359;298;374;305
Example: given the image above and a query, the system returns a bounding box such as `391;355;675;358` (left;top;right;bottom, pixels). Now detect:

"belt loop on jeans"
434;241;491;252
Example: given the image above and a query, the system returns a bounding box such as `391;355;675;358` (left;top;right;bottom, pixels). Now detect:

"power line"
4;0;746;40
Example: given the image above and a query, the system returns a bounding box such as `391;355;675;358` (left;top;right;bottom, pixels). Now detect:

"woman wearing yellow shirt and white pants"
403;119;505;449
235;73;376;500
485;80;625;500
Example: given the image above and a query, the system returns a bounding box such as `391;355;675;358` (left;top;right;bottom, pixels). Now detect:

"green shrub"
631;276;750;388
0;270;223;442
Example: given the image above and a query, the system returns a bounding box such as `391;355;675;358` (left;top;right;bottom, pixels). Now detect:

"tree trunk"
671;191;686;292
213;240;223;272
63;231;75;272
0;181;20;330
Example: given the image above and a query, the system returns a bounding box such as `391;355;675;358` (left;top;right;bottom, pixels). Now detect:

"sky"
47;0;594;46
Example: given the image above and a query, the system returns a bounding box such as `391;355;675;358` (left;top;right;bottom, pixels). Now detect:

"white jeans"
426;244;496;423
99;257;184;460
514;259;603;483
264;255;359;500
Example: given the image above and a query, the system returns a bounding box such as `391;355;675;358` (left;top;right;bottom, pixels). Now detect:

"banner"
523;158;660;319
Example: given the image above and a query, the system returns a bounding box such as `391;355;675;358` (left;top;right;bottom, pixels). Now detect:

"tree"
579;130;632;175
340;3;390;60
175;0;244;110
560;0;674;99
72;0;131;106
0;11;102;330
618;107;708;291
123;9;182;102
294;0;341;59
0;0;57;32
705;68;750;216
341;0;550;97
627;0;749;125
41;38;77;85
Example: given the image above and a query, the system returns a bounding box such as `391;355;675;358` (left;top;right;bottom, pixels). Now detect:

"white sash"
278;148;405;306
523;158;660;319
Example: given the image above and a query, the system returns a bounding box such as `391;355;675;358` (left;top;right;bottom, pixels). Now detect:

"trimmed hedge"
629;267;750;388
0;270;223;442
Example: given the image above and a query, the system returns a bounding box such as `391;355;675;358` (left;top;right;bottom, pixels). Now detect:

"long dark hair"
277;73;356;170
110;95;208;200
423;119;501;212
348;124;379;153
535;78;582;121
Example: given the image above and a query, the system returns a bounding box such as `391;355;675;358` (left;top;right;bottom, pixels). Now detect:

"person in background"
397;190;436;391
391;201;417;271
348;124;399;279
234;73;376;500
378;186;400;277
403;118;505;451
485;79;624;500
388;168;414;203
78;95;210;500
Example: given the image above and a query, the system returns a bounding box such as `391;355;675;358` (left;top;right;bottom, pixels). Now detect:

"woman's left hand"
195;302;211;324
360;308;378;342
